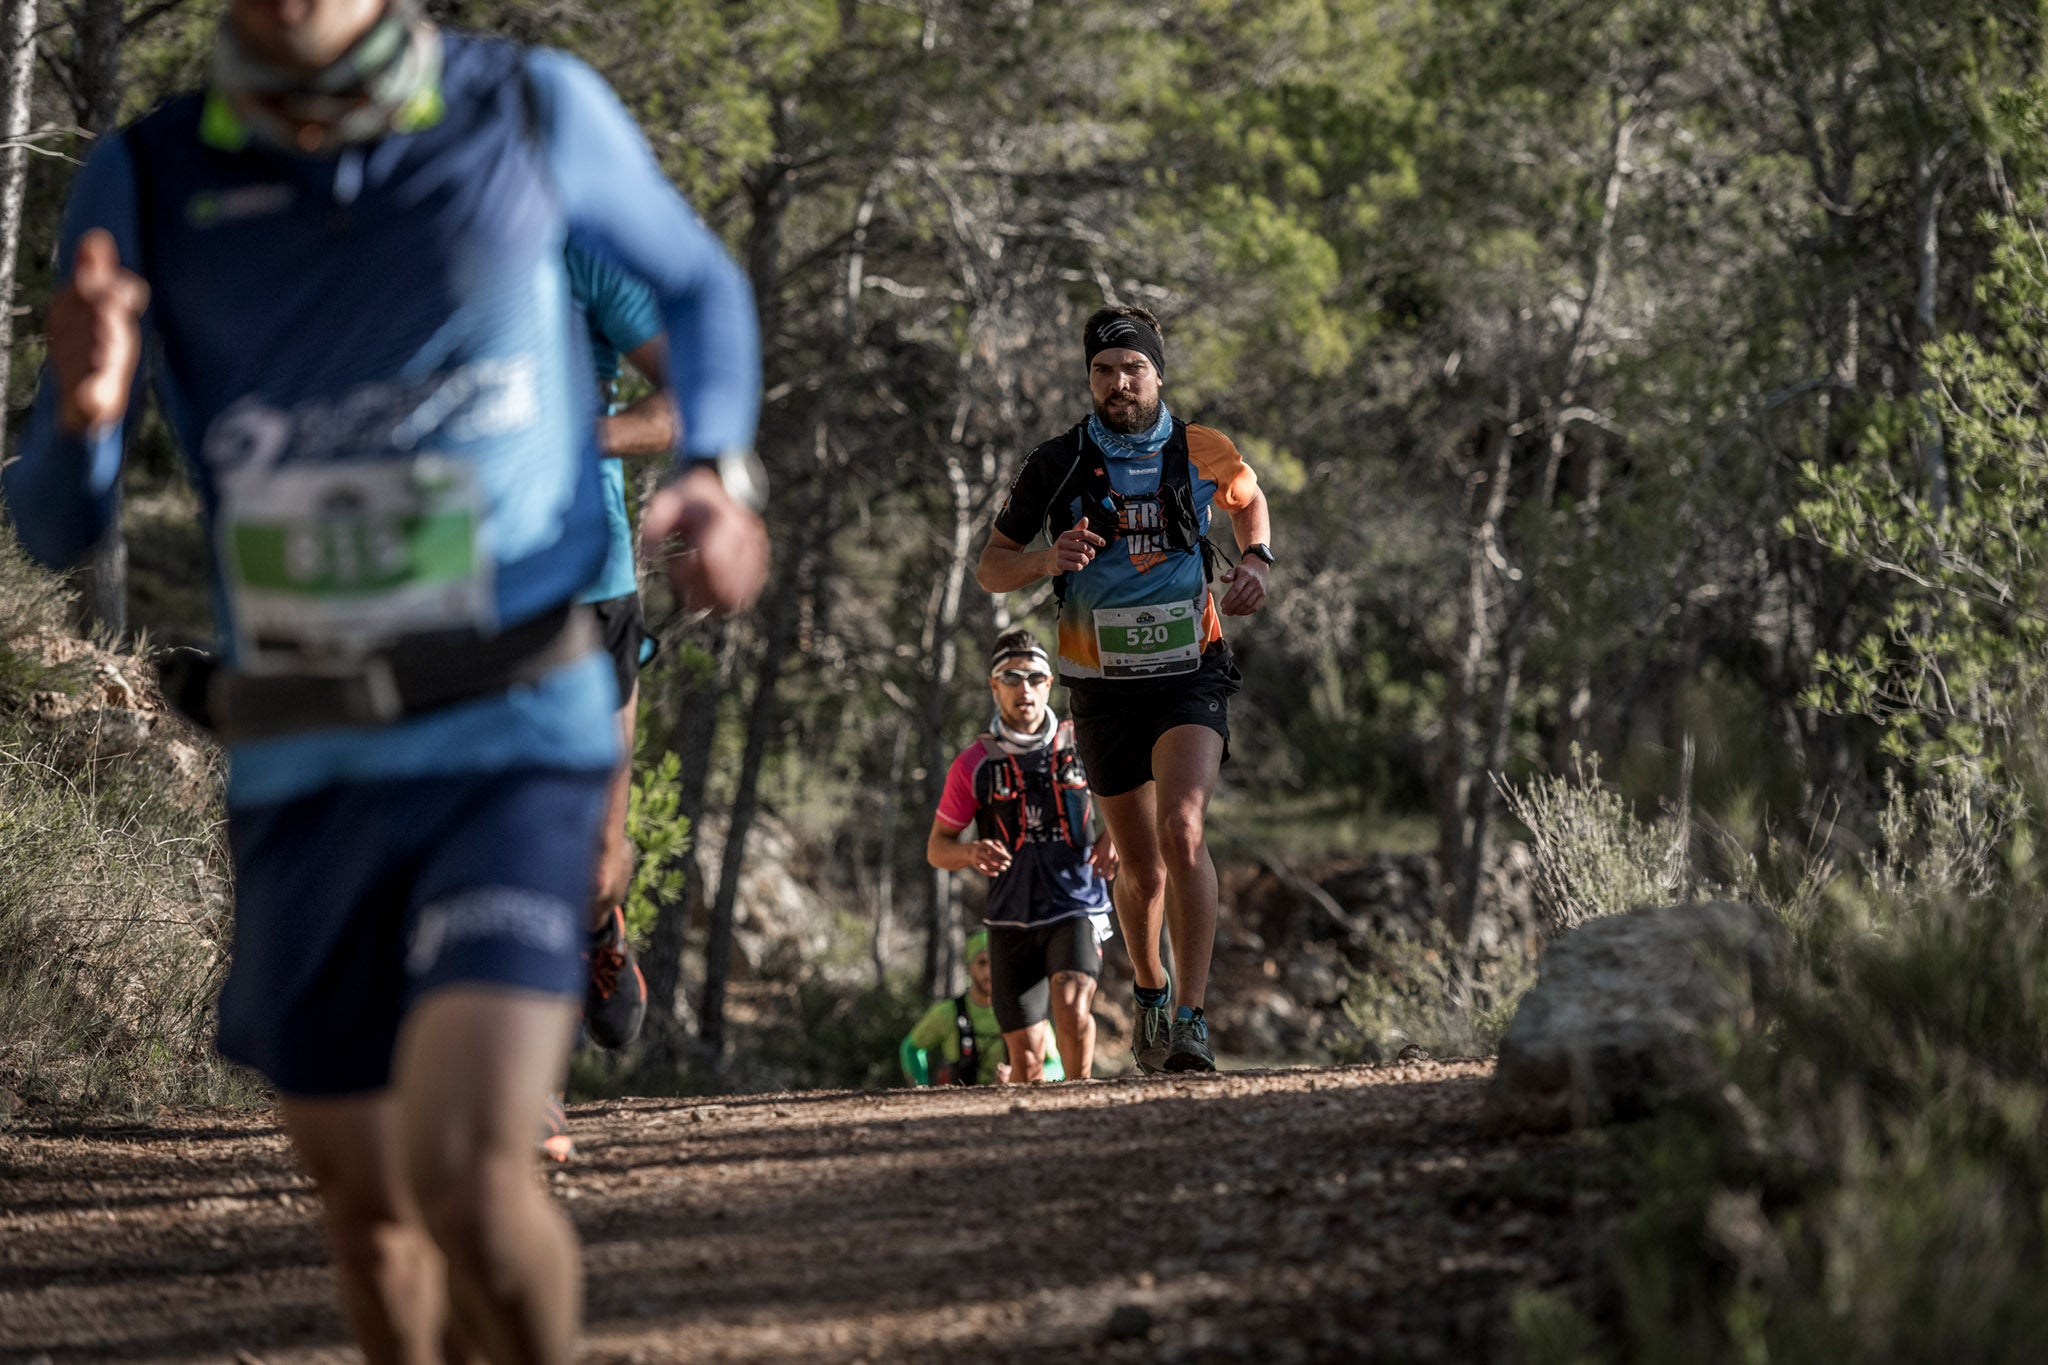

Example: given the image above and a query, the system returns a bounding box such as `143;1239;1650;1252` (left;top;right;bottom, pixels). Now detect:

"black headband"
1083;313;1165;378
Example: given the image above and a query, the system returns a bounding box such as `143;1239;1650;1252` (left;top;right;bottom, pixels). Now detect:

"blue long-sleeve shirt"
3;34;761;807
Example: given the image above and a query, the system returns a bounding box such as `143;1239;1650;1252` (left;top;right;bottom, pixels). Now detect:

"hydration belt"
157;602;598;744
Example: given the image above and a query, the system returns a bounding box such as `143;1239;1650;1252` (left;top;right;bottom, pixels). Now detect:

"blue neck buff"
1088;401;1174;462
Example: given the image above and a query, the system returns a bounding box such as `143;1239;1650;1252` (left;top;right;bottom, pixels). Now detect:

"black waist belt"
158;604;599;744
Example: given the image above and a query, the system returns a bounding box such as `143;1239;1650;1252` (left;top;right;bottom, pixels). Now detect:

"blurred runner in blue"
565;244;673;1056
2;1;768;1358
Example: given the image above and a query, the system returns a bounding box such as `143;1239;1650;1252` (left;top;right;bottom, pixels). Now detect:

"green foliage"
1796;189;2048;774
1559;766;2048;1362
739;972;932;1093
1501;749;1689;931
623;743;690;946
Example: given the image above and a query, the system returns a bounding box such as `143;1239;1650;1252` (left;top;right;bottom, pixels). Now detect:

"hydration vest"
971;722;1092;852
947;994;980;1086
1043;419;1207;605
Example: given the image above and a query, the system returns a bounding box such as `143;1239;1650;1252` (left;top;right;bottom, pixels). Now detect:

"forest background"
3;0;2043;1065
12;2;2048;1357
3;0;2045;1057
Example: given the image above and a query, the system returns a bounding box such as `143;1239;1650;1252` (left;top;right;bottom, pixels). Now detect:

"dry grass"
0;533;251;1117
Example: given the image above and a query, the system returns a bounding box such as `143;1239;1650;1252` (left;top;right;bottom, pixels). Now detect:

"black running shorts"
987;917;1103;1033
1066;641;1242;798
589;592;647;708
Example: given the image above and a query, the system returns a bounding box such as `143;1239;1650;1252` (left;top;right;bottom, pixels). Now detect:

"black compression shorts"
589;593;647;708
1067;640;1241;798
987;917;1102;1033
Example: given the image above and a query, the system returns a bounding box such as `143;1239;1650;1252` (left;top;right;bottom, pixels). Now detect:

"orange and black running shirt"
993;418;1260;682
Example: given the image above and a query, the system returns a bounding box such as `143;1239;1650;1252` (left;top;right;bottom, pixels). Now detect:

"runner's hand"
968;839;1013;875
1218;554;1269;616
49;230;149;437
640;465;770;615
1090;839;1119;881
1050;517;1107;574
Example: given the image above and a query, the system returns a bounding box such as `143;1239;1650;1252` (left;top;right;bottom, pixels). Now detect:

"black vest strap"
972;724;1086;852
1048;420;1202;604
952;993;980;1086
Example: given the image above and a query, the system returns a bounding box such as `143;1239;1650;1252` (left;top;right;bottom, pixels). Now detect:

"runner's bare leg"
1149;724;1224;1010
590;682;639;929
1049;969;1098;1078
1096;783;1166;991
279;1096;449;1365
396;988;582;1365
1001;1022;1050;1082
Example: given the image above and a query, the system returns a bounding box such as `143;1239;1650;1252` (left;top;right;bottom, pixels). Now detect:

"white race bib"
1092;599;1201;679
218;456;494;672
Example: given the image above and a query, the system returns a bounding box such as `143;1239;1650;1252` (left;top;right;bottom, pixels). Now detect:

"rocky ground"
1;1060;1587;1364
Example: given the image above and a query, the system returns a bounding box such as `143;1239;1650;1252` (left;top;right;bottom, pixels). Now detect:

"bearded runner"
975;304;1274;1074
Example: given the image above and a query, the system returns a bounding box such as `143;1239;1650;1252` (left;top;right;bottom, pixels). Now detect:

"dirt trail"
1;1061;1581;1363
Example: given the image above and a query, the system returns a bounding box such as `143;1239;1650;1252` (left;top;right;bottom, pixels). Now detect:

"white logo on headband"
991;645;1050;677
1096;320;1146;345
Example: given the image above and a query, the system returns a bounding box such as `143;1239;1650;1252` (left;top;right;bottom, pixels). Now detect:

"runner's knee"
1051;971;1096;1013
1156;807;1207;866
325;1199;429;1281
412;1145;535;1276
1119;861;1167;903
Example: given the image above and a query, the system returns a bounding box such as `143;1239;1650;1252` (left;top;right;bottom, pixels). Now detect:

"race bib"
219;456;494;671
1092;600;1201;679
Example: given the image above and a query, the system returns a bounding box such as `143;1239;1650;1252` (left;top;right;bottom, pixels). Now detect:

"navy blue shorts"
217;767;612;1097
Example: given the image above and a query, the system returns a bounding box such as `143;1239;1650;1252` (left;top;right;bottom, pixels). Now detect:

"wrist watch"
680;447;768;512
1243;542;1276;566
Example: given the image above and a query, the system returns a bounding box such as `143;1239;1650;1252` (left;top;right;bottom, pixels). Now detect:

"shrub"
737;972;933;1092
623;743;690;946
0;724;250;1115
1336;919;1537;1061
1522;767;2048;1364
1500;749;1689;932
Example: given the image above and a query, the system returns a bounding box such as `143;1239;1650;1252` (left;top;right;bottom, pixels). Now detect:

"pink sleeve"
936;747;984;830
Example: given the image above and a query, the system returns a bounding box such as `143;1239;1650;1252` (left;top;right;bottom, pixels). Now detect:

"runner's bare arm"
599;338;678;458
926;816;1012;876
1217;488;1273;617
977;520;1105;593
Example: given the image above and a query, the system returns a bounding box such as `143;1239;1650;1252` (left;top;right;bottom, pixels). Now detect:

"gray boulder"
1493;900;1782;1127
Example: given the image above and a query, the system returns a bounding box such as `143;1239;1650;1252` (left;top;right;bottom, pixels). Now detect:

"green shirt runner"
899;996;1066;1085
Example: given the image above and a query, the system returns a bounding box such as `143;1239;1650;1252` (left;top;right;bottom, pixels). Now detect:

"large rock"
1493;900;1782;1127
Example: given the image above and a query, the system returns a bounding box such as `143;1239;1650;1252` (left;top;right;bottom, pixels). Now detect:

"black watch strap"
1244;542;1276;566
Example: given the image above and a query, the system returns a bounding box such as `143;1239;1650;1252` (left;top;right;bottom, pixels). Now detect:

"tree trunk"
67;0;128;642
1435;412;1512;905
643;624;729;1053
918;452;975;997
698;558;803;1065
1452;593;1530;942
870;717;909;987
1910;160;1950;513
0;0;38;433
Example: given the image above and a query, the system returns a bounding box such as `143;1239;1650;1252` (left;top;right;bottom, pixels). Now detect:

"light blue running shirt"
566;244;663;605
